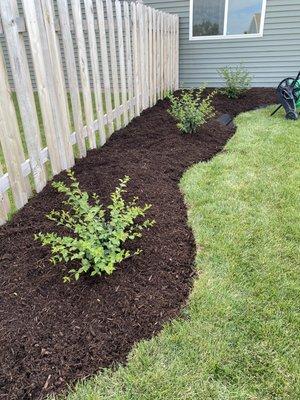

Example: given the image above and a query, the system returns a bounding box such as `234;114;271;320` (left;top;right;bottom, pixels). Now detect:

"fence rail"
0;0;179;225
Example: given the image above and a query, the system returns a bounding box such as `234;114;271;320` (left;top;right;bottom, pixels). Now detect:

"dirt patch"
0;88;276;399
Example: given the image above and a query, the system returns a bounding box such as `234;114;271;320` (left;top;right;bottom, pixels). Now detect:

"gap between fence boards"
0;96;137;195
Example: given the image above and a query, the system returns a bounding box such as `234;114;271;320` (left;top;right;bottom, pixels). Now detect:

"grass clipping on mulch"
59;107;300;400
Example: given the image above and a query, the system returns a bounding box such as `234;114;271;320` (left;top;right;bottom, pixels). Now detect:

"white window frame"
189;0;267;41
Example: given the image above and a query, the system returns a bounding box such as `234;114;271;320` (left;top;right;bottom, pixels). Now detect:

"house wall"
143;0;300;87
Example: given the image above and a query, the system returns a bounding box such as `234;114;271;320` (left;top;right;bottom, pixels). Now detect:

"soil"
0;89;276;400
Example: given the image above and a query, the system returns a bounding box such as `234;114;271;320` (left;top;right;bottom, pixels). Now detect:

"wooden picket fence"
0;0;179;225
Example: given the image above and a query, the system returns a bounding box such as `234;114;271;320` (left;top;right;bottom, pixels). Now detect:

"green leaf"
34;172;154;282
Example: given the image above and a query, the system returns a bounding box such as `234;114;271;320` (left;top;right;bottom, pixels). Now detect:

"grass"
53;107;300;400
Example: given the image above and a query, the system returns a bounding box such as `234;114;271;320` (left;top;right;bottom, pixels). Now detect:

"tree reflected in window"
191;0;265;38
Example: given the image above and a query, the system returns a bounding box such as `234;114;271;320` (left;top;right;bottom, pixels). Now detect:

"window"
190;0;267;40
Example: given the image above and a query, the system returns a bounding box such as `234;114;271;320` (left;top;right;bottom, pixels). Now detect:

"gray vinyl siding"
143;0;300;87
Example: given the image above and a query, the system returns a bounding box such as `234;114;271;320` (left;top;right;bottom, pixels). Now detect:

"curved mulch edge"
0;89;277;400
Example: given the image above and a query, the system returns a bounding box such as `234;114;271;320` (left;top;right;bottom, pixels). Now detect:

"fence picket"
84;0;106;146
148;7;153;107
0;0;47;193
71;0;96;149
106;0;121;130
0;164;10;224
115;0;128;126
164;15;168;94
131;2;140;116
57;0;87;158
160;12;164;98
0;48;29;209
164;15;168;93
39;0;74;168
144;6;149;108
152;9;157;104
170;15;174;90
22;0;69;174
95;0;114;136
172;15;176;90
175;15;179;90
168;15;171;92
167;15;170;92
156;11;161;100
174;16;177;90
137;4;145;110
123;1;134;121
166;15;169;93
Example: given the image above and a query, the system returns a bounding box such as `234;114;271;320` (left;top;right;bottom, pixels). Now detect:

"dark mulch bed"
0;89;276;399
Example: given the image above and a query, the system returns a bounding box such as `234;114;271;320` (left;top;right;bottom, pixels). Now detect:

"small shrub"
218;64;252;99
168;87;216;134
35;172;155;282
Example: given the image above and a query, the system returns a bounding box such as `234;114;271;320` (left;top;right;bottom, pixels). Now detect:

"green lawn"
53;106;300;400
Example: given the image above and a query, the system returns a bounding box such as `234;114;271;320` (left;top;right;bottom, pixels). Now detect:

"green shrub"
218;64;252;99
35;172;155;282
168;87;216;134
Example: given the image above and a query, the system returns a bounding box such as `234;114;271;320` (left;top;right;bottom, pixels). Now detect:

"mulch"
0;89;276;400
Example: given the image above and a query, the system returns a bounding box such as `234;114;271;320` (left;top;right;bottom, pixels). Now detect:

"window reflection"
192;0;264;37
227;0;262;35
193;0;225;36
